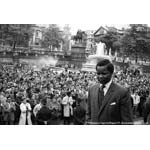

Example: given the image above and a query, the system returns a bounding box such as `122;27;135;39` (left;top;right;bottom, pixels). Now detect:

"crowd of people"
0;63;91;125
0;62;150;125
114;67;150;123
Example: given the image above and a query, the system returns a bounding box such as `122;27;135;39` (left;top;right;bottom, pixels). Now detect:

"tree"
121;24;150;62
94;27;121;55
0;24;34;49
41;24;64;50
62;24;71;52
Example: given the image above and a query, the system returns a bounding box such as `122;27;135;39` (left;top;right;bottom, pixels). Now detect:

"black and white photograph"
0;24;149;125
1;1;150;150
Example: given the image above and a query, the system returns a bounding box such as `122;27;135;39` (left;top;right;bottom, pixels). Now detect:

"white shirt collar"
100;79;112;96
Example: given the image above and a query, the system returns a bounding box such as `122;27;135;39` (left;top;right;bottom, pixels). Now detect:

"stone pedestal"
70;43;87;68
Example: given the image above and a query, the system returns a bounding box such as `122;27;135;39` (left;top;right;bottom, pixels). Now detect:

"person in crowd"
33;100;42;124
73;97;86;125
19;97;32;125
14;98;21;125
36;97;51;125
8;97;16;125
143;93;150;124
0;100;4;125
132;91;140;118
3;98;11;125
49;95;62;125
33;99;42;118
87;58;133;125
62;91;74;125
138;91;146;117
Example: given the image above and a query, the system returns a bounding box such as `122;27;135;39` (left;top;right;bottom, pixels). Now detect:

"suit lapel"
98;82;115;116
94;84;99;106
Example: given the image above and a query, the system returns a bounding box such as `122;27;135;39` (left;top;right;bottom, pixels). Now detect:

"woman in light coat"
19;98;32;125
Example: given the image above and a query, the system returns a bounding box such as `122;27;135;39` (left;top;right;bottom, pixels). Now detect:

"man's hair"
96;59;114;74
67;91;71;96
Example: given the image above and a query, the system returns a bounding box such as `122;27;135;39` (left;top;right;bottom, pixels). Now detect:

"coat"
73;104;86;125
36;106;51;125
62;96;73;117
144;96;150;124
3;102;16;123
87;82;133;125
3;102;10;122
19;102;32;125
9;102;16;122
33;103;42;117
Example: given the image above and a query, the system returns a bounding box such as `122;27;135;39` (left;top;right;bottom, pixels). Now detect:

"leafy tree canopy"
0;24;34;49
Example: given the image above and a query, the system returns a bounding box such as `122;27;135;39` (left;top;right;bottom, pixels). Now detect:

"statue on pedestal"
72;30;87;44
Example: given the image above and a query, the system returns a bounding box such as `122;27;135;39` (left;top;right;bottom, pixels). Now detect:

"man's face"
96;66;112;85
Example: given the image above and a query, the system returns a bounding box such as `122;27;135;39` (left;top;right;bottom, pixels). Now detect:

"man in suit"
87;58;133;125
36;97;51;125
73;97;86;125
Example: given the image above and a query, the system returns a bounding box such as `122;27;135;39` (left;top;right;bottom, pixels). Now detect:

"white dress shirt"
100;79;112;96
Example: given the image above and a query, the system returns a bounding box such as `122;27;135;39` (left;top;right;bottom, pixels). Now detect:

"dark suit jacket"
73;105;86;125
87;82;133;125
36;106;51;125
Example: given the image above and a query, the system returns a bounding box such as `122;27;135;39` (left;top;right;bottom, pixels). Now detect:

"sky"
40;24;150;35
62;24;129;35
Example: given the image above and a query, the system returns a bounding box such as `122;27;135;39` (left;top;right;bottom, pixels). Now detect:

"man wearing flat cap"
87;57;133;125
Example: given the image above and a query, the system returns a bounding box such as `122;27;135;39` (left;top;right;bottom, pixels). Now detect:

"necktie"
98;84;105;109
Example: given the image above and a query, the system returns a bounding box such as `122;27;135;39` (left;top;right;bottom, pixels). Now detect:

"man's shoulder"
35;104;41;107
20;103;25;106
63;96;67;99
113;82;128;94
89;83;99;90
